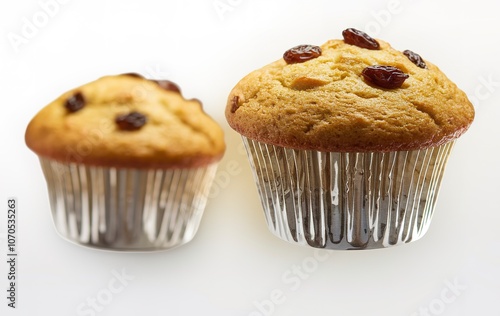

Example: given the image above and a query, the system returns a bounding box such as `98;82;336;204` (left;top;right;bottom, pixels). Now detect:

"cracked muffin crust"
26;74;225;168
226;37;474;152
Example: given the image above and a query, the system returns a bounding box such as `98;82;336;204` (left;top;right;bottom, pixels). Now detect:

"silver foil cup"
242;137;455;250
39;158;218;251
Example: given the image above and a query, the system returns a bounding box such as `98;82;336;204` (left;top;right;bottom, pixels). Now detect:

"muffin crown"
226;34;474;152
26;74;225;168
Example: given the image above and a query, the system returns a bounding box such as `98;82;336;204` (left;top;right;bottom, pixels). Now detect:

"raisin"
151;80;181;94
189;98;203;107
403;50;427;69
362;66;409;89
342;28;380;50
230;96;239;113
115;111;147;131
121;72;144;78
64;91;86;112
283;45;322;64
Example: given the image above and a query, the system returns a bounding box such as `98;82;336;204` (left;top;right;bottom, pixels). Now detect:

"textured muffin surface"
26;75;225;168
226;39;474;152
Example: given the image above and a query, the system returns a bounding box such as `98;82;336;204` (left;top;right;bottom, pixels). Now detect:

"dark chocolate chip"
64;91;86;113
115;111;147;131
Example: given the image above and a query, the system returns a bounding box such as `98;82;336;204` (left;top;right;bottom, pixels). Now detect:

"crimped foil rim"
242;137;454;250
39;158;218;251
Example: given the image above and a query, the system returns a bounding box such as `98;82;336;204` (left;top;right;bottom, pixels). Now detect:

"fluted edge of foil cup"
242;137;455;250
39;158;218;251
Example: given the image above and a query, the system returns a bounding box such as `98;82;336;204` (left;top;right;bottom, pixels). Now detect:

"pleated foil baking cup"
39;158;218;251
242;137;455;250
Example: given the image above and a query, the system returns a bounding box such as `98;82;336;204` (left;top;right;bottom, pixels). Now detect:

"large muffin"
26;73;225;251
225;28;474;250
226;34;473;152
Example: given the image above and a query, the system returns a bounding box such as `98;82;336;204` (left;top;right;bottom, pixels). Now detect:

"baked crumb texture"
26;75;225;168
226;39;474;152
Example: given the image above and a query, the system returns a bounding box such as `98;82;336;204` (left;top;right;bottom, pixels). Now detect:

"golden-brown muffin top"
26;74;225;168
226;31;474;152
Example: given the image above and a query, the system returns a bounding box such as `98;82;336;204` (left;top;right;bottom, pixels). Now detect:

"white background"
1;0;500;315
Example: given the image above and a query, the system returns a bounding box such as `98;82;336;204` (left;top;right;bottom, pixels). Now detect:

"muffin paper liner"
242;137;455;250
39;158;218;251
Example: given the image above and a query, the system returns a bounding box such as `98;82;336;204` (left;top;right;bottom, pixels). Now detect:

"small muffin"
26;74;225;251
226;28;474;250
